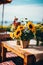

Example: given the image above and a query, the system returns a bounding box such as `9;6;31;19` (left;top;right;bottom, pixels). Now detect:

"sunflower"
10;32;14;39
14;29;22;38
27;21;35;32
17;25;25;31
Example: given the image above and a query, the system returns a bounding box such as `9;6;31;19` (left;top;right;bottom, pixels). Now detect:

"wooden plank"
1;41;43;65
0;34;11;41
1;41;35;65
1;44;7;61
2;42;24;59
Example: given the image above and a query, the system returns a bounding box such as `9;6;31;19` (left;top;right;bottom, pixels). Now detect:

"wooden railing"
0;34;12;41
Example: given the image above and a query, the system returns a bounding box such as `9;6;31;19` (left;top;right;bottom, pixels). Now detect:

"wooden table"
1;41;43;65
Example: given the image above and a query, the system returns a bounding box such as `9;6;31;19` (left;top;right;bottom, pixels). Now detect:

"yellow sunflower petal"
10;32;14;39
27;21;35;32
17;25;24;31
14;29;22;38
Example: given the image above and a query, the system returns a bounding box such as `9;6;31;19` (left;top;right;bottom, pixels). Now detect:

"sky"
0;0;43;25
12;0;43;5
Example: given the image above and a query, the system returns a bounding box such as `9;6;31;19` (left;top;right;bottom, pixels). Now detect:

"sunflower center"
20;27;23;29
29;24;33;29
17;31;20;35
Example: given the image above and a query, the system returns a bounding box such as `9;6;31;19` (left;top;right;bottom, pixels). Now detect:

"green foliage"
21;30;34;41
36;29;43;41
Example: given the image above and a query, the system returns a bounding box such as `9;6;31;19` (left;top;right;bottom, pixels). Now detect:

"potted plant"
10;21;35;48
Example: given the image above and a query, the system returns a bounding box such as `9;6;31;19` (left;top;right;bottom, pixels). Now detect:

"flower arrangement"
10;21;36;48
10;21;35;41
